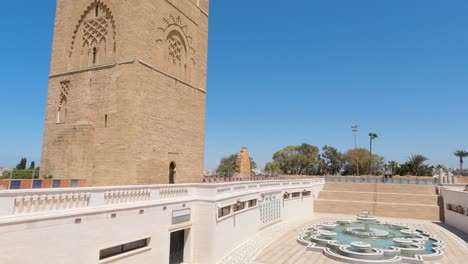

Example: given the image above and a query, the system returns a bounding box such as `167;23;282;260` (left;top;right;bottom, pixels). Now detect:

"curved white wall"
0;179;324;264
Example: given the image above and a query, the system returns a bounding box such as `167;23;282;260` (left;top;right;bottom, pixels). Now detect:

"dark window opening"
218;206;231;218
95;5;99;17
234;202;245;212
292;192;301;198
92;47;97;65
169;162;176;184
105;115;108;128
248;199;257;207
99;238;149;260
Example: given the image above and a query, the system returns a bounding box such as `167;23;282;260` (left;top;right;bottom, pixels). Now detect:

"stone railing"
159;187;189;199
0;179;324;217
104;189;151;204
14;192;91;214
215;179;324;194
325;176;436;185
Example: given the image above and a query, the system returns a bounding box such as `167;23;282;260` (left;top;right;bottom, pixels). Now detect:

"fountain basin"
401;229;420;238
345;227;389;238
393;237;413;247
351;241;372;251
336;219;353;225
321;222;338;230
318;230;336;239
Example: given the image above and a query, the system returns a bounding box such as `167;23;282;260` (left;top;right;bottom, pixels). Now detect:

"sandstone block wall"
41;0;210;186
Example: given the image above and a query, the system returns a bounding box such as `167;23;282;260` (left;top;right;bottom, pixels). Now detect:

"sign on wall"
172;208;191;225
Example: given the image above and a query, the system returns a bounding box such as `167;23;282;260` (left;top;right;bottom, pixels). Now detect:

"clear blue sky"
0;0;467;170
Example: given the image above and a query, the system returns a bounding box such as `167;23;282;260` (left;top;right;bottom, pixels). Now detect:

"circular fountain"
296;211;445;263
344;211;389;238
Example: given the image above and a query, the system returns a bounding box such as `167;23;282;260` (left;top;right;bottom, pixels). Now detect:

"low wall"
0;179;87;189
441;188;468;234
0;179;324;264
323;182;436;195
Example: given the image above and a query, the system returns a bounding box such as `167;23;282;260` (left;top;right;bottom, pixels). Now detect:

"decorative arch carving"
69;1;116;67
156;15;196;67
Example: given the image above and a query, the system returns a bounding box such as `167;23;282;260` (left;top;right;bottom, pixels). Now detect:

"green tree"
343;148;384;175
267;144;321;175
216;154;237;178
454;150;468;175
29;161;36;170
396;155;433;176
386;161;399;175
368;133;378;175
321;145;344;175
265;161;281;173
215;154;257;177
16;157;27;170
250;158;257;170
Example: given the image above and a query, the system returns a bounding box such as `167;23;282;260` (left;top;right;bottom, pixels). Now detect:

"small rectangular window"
234;202;245;212
218;206;231;218
292;192;301;198
105;115;108;128
248;199;257;207
303;191;311;197
99;238;149;260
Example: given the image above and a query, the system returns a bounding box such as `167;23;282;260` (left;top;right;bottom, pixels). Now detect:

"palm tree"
408;155;428;176
368;133;378;175
387;161;399;175
454;150;468;175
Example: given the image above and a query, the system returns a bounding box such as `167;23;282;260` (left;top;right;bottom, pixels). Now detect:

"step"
317;190;438;205
322;182;436;195
314;199;440;221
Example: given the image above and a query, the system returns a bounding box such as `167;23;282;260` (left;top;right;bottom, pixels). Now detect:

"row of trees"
1;157;41;179
264;144;386;176
263;144;440;176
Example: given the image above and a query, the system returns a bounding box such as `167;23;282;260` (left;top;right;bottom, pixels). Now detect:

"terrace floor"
219;213;468;264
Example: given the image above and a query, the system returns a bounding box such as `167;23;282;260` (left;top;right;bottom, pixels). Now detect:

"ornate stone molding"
69;1;116;57
156;14;196;66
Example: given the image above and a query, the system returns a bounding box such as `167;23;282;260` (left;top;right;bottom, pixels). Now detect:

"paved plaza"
219;213;468;264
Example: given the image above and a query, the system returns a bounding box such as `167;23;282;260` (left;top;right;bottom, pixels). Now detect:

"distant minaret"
41;0;210;186
235;147;252;177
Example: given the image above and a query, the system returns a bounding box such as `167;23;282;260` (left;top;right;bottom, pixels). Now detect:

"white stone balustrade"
159;187;189;198
0;179;325;217
14;192;91;214
104;189;151;204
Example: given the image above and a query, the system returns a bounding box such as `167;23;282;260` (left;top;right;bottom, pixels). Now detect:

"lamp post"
352;125;360;176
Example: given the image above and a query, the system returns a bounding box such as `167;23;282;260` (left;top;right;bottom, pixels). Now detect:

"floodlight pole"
352;125;360;176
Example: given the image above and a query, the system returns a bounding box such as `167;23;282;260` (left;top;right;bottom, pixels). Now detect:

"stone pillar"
448;171;453;184
234;147;251;178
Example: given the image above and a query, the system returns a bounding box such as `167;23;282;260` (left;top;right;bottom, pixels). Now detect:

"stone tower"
235;147;251;177
40;0;210;186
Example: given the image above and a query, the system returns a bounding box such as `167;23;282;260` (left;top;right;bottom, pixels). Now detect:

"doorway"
169;162;176;184
169;229;185;264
